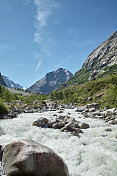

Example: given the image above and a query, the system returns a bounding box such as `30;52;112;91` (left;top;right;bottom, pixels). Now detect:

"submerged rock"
80;123;90;129
3;139;69;176
0;127;5;136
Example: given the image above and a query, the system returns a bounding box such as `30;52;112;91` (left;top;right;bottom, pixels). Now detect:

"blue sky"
0;0;117;87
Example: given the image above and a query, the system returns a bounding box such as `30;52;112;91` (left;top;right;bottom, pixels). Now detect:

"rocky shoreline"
0;100;117;127
76;103;117;125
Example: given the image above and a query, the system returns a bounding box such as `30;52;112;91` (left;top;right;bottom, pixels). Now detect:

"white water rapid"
0;108;117;176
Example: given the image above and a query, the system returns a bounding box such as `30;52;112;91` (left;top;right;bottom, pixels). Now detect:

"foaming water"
0;109;117;176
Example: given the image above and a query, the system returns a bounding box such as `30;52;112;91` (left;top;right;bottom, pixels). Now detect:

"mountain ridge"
0;73;7;86
58;31;117;89
2;75;24;90
82;30;117;80
28;68;73;94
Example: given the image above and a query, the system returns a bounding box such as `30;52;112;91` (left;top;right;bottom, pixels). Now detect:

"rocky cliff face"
0;73;6;86
28;68;73;94
82;31;117;80
59;31;117;89
2;75;23;89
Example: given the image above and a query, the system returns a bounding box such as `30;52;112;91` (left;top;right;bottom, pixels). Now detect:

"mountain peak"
28;68;73;94
109;30;117;39
2;75;23;89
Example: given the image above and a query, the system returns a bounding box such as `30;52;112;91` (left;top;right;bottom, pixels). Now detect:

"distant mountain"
28;68;73;94
59;31;117;89
2;75;24;89
0;73;6;86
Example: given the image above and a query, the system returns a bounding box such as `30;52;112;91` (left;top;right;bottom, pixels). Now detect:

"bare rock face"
61;31;117;88
83;31;117;80
28;68;73;94
3;139;69;176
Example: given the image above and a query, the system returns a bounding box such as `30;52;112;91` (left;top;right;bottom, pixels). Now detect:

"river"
0;108;117;176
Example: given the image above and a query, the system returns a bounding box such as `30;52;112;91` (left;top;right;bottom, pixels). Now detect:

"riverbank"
1;101;117;127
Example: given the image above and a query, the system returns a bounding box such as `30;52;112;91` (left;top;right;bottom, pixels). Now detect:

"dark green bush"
0;102;8;116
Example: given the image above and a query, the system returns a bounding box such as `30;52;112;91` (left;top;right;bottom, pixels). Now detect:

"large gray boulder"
3;139;69;176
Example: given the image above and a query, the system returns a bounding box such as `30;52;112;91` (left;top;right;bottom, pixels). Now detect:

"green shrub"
49;73;117;108
0;102;8;116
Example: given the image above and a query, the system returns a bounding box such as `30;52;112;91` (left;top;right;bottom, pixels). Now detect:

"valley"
0;31;117;176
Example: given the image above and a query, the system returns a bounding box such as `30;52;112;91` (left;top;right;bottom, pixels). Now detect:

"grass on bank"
0;85;47;115
49;74;117;109
58;64;117;90
0;101;8;116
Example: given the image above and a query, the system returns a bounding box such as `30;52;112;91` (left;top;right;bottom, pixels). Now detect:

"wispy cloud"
0;44;16;53
36;60;42;71
34;0;59;29
33;0;59;57
54;55;72;70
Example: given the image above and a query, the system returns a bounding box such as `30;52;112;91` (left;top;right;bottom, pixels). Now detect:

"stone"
42;118;48;123
64;116;71;122
67;117;77;124
76;106;86;112
80;123;90;129
84;109;89;113
89;108;96;112
73;122;80;128
56;116;65;122
58;110;63;113
57;121;65;129
65;123;73;131
61;127;67;132
52;123;58;129
86;103;100;110
108;120;115;125
74;128;83;134
93;111;102;116
71;131;80;137
53;114;57;116
114;119;117;124
3;139;69;176
84;112;93;118
95;115;104;119
105;128;112;132
104;109;116;117
33;117;48;128
48;122;53;128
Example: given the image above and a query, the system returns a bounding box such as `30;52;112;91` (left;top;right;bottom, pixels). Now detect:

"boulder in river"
3;139;69;176
33;115;88;137
33;117;48;128
80;123;90;129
